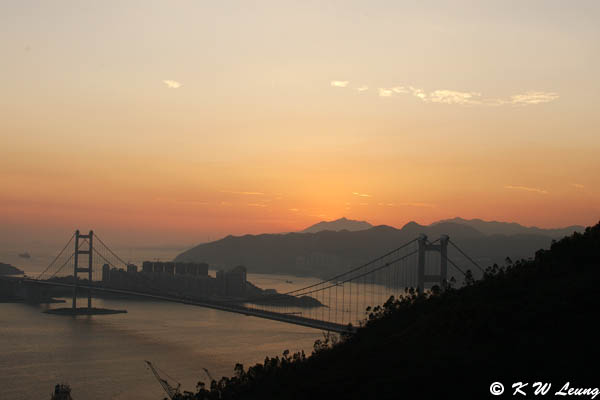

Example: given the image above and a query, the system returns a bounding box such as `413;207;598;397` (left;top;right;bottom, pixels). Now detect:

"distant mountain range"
302;216;584;237
432;217;584;238
301;217;373;233
175;218;587;279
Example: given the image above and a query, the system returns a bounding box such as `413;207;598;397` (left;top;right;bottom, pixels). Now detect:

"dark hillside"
175;222;556;277
177;221;600;399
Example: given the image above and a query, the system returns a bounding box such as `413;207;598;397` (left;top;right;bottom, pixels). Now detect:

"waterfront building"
216;265;247;297
102;264;110;282
153;262;165;274
164;262;175;275
142;261;153;273
175;262;186;275
197;262;209;276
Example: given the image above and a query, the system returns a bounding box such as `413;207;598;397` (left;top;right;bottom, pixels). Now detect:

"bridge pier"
72;230;94;309
72;230;78;309
418;235;426;293
440;235;449;287
28;231;477;330
417;234;449;293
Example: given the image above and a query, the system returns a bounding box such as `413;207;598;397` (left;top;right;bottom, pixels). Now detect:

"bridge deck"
18;278;355;334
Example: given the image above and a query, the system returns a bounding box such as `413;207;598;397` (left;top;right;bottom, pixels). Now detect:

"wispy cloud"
381;202;436;208
163;80;182;89
504;185;548;194
308;213;329;218
352;192;372;197
375;86;418;98
378;88;393;97
220;190;265;196
409;86;427;100
289;208;300;212
509;91;559;105
247;203;267;207
429;90;482;105
399;202;436;208
332;82;559;107
154;197;208;206
572;183;585;189
331;80;349;88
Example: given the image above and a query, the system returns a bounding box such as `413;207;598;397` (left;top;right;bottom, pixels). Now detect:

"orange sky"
1;1;599;246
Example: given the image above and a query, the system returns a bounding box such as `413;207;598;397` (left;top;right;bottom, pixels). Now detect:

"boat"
18;252;31;259
50;384;73;400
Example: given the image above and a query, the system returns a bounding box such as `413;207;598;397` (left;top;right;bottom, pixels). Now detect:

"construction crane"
145;360;181;399
202;368;214;383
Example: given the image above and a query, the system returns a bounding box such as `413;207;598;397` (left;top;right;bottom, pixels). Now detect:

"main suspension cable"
37;232;75;279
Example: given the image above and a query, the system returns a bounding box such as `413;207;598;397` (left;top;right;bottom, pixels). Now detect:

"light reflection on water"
0;247;386;399
0;274;325;400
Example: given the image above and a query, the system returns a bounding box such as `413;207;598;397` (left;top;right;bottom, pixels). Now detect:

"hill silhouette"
433;217;584;237
0;262;24;275
175;219;583;278
301;217;373;233
175;221;600;399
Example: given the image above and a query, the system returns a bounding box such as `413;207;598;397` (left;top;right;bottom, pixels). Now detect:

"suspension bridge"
3;230;484;334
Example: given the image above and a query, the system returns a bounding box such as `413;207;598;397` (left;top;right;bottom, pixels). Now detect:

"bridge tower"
72;230;94;309
417;234;449;293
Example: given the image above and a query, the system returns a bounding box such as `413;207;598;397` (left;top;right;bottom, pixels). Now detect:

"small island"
249;291;322;308
45;307;127;316
0;262;24;276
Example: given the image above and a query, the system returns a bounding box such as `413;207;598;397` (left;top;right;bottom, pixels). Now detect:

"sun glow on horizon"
1;1;599;246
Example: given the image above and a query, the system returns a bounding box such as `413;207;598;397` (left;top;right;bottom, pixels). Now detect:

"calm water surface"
0;273;325;400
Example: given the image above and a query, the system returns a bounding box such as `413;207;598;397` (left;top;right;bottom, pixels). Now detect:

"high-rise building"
186;263;199;276
102;264;110;282
142;261;153;273
216;265;247;297
153;262;165;274
175;262;186;275
197;262;209;276
164;262;175;275
216;270;226;294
